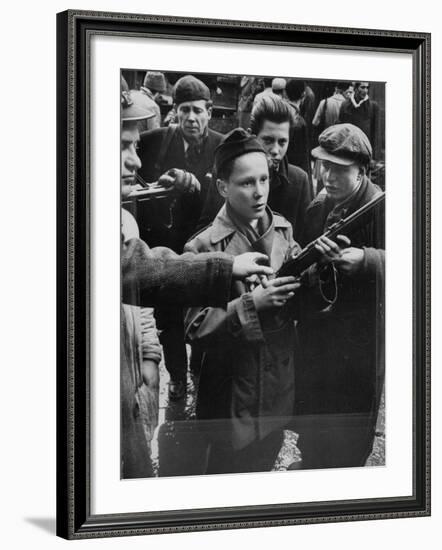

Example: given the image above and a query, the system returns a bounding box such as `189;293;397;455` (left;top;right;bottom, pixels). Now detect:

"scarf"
225;201;274;259
350;94;370;109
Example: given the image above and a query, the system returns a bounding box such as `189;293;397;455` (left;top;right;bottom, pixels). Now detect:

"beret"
312;123;373;166
173;75;211;105
121;76;156;122
214;128;266;178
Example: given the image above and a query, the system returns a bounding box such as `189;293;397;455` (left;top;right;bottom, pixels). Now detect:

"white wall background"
0;0;439;548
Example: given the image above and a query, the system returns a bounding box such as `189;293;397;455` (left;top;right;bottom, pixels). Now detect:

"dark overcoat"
295;178;385;464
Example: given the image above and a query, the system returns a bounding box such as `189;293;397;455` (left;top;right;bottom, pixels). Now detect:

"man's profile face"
217;152;269;224
256;120;290;172
177;99;212;142
355;82;369;101
121;122;142;198
320;160;361;203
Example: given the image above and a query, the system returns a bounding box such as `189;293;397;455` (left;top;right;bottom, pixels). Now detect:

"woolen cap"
121;76;156;122
143;71;167;93
311;123;373;166
272;77;287;92
173;75;211;105
213;128;266;178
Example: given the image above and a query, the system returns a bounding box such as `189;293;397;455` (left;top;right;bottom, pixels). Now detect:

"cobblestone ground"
150;349;385;476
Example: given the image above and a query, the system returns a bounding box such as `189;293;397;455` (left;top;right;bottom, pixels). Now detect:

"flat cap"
312;123;372;166
214;128;266;178
173;75;211;105
143;71;167;93
121;76;156;122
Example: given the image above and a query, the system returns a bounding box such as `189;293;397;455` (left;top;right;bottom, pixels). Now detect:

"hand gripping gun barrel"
277;191;385;278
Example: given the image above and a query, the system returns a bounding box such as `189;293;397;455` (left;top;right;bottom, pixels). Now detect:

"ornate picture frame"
56;10;430;539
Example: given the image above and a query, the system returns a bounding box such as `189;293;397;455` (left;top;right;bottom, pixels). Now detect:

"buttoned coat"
184;206;301;451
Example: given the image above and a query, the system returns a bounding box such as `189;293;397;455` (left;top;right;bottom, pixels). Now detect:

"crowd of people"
120;71;385;478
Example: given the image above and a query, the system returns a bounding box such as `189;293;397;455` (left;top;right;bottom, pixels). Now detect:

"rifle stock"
277;191;385;278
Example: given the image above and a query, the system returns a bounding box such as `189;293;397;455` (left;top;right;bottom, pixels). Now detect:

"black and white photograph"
120;69;386;479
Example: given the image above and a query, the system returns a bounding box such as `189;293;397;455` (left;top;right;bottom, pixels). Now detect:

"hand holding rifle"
314;235;365;276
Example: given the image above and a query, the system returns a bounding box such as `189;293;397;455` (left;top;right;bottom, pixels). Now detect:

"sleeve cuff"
227;293;264;342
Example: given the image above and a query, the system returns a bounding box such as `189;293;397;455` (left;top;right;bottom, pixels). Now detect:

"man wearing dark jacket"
199;94;312;240
295;123;385;470
138;75;223;251
138;75;224;399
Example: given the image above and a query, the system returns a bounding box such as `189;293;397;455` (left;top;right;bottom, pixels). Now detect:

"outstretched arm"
122;239;273;308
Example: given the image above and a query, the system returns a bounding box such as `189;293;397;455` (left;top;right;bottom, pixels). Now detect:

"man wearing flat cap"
137;75;223;400
294;123;385;470
184;128;302;474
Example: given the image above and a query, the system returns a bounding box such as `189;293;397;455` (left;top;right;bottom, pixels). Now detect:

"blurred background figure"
237;76;264;129
285;79;311;178
344;82;355;99
312;81;349;131
338;81;380;159
311;82;350;193
271;77;287;97
134;71;167;131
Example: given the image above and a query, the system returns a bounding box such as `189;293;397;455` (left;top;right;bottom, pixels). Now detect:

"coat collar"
210;204;291;244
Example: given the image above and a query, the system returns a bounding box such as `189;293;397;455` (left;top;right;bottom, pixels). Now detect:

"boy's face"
320;160;362;203
121;122;142;198
256;120;290;172
217;151;269;223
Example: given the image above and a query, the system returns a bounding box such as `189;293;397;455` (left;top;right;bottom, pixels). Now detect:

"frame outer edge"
56;10;431;538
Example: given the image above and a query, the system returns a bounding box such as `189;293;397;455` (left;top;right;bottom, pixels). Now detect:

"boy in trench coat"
184;129;301;474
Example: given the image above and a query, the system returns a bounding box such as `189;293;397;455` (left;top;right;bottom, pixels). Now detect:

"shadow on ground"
25;517;56;534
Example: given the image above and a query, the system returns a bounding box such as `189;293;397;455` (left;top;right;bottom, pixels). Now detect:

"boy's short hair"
250;95;294;135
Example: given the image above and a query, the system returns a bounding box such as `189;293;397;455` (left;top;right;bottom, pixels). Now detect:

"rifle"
277;191;385;278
